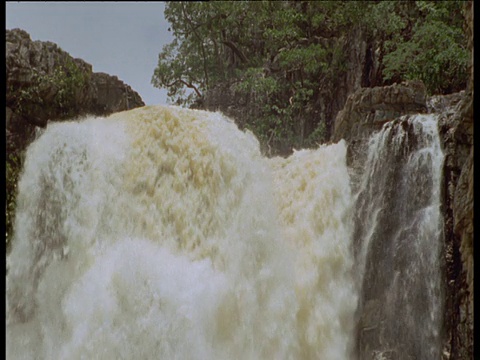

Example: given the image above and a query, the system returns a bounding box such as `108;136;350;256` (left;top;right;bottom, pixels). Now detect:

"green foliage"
12;58;88;119
152;2;237;105
53;59;88;114
234;67;278;97
305;120;327;147
153;2;353;153
6;152;23;251
153;1;469;154
277;45;328;75
374;1;468;94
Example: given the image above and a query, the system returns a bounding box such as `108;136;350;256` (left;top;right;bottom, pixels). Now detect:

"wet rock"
332;80;427;145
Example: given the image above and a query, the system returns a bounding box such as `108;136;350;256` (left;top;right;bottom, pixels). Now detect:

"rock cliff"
332;79;472;359
437;3;473;358
333;10;473;355
438;76;473;360
332;7;473;353
332;81;428;179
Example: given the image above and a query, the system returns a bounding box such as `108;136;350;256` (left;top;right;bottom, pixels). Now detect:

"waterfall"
353;114;445;359
6;105;357;360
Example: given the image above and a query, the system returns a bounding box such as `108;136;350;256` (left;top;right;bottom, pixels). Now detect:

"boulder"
90;72;145;115
332;80;427;145
331;81;428;187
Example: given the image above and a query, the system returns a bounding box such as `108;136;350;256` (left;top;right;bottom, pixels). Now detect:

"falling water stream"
353;114;445;360
6;106;444;359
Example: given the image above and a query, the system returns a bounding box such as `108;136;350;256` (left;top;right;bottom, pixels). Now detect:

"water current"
6;107;444;360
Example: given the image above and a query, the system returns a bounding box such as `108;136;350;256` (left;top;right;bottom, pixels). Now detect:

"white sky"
6;1;174;106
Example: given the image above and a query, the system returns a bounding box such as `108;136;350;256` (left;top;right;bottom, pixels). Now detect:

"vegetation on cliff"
6;153;22;252
152;1;468;154
8;57;90;121
378;1;468;94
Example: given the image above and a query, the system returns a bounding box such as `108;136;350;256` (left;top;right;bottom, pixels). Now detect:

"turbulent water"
353;114;445;359
6;106;357;359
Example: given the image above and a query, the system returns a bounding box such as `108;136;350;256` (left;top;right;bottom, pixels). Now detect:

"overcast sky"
6;1;174;106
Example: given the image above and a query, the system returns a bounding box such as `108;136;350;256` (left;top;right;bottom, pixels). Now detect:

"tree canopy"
152;1;468;153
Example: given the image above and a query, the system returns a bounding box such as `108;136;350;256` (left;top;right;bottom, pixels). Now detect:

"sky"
6;1;174;106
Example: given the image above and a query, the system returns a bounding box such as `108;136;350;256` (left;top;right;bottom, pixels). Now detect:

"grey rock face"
437;92;473;360
6;28;145;139
332;81;427;144
331;81;428;188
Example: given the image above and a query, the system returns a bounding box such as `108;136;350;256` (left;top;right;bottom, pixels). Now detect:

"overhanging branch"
222;40;249;63
166;79;203;98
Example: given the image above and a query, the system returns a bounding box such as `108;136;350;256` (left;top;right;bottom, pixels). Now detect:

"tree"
152;1;468;154
153;2;357;151
373;1;468;94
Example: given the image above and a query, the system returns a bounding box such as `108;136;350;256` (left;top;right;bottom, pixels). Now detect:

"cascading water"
270;147;357;359
353;114;445;360
6;106;357;360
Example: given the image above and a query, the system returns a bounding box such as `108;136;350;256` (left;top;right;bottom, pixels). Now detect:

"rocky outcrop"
427;92;465;114
437;90;473;360
333;80;427;143
89;72;144;115
438;92;473;360
437;2;473;358
6;27;145;160
331;70;473;358
331;80;428;186
6;28;144;145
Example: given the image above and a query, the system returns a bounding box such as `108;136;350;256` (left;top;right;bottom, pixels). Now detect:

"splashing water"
6;106;357;359
353;114;445;359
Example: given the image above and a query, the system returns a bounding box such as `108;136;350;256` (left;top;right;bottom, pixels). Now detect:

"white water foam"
7;106;357;359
